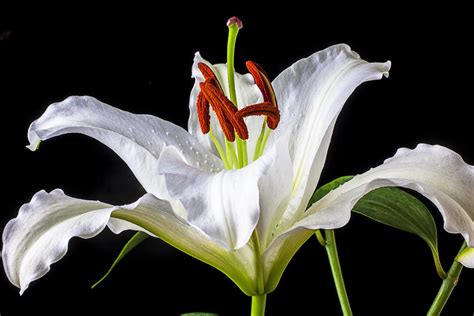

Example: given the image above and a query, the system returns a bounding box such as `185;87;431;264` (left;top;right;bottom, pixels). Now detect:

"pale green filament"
253;120;267;161
210;129;231;169
259;128;271;157
236;140;244;168
225;139;239;169
227;20;248;168
253;118;271;161
241;141;248;166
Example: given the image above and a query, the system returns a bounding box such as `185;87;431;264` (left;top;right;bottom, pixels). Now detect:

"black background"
1;3;472;315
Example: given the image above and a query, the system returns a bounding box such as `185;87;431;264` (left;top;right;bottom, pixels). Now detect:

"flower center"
196;17;280;170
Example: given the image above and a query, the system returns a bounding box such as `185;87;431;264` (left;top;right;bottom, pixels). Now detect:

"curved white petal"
256;134;294;248
188;53;263;159
262;227;313;293
28;96;222;198
457;247;474;268
271;44;391;225
298;144;474;247
157;145;276;250
110;198;258;294
2;189;132;294
2;190;258;295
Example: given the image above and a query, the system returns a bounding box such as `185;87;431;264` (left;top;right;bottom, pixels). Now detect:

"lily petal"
262;227;314;293
28;96;222;198
299;144;474;248
157;145;276;250
111;199;258;295
2;190;258;295
2;189;137;294
457;247;474;268
272;44;391;224
256;134;294;248
189;53;263;159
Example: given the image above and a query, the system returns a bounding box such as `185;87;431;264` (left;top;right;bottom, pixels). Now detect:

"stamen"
246;61;280;129
202;82;249;140
196;92;210;134
236;102;280;122
209;129;231;170
198;63;220;87
200;82;236;142
197;62;249;141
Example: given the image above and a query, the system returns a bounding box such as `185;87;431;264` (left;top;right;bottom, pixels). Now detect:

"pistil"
227;17;248;168
195;17;281;170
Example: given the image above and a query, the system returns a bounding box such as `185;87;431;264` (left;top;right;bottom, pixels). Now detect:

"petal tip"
26;140;41;151
193;51;202;60
27;122;42;151
382;60;392;77
19;285;28;296
456;247;474;268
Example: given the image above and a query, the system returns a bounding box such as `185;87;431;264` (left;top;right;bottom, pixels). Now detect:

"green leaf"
308;176;446;278
91;231;149;289
307;176;354;207
308;176;354;245
353;187;446;278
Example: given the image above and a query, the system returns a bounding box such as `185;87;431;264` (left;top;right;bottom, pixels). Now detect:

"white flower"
3;44;473;297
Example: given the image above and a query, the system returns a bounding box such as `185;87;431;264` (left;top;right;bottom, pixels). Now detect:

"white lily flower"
3;43;473;298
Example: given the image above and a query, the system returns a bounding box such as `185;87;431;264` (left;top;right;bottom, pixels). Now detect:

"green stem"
324;229;353;316
251;294;267;316
315;230;326;247
430;245;447;279
427;242;466;316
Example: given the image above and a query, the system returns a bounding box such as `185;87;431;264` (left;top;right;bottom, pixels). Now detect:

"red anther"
246;61;280;129
198;62;221;87
202;82;249;140
246;61;272;103
235;102;280;123
266;116;279;130
196;92;210;134
200;82;236;142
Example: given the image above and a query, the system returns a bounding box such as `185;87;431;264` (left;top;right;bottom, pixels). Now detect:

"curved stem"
427;242;466;315
251;294;267;316
430;245;447;279
315;229;326;247
324;229;353;316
